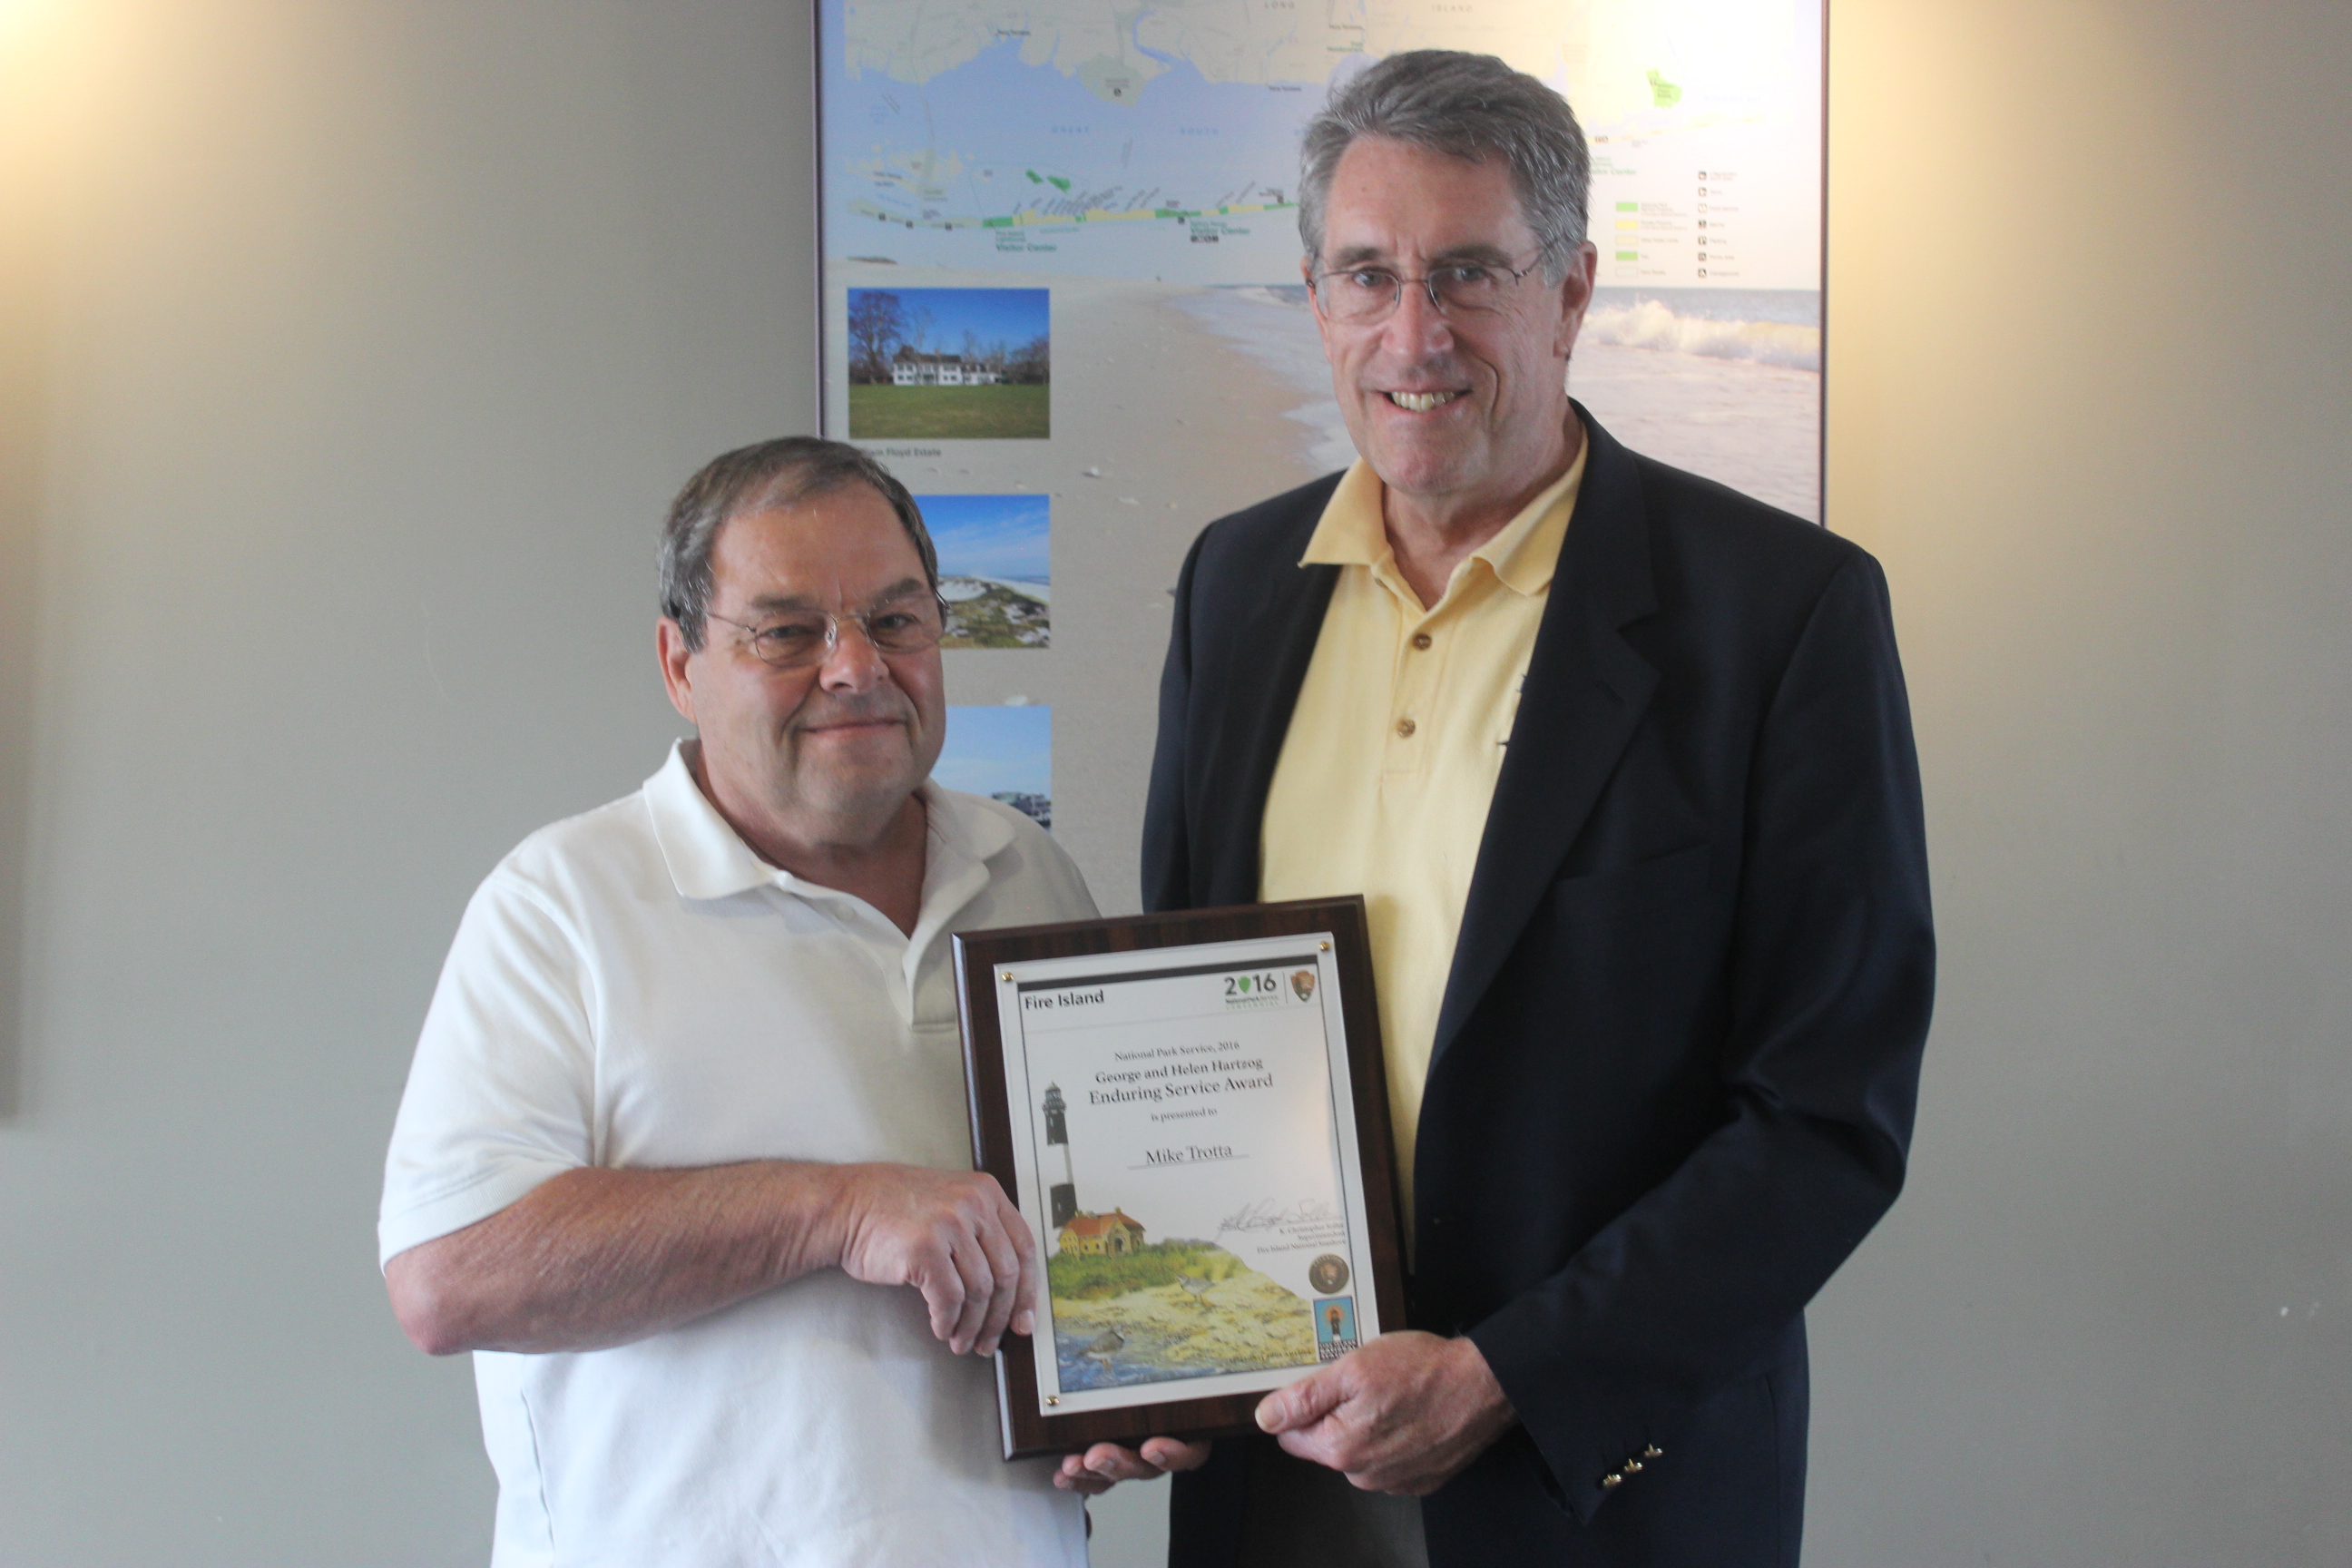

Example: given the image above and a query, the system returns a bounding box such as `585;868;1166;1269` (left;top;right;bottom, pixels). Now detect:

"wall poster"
816;0;1824;881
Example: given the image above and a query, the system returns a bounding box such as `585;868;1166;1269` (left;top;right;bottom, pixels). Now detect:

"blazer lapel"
1430;411;1661;1065
1196;486;1342;907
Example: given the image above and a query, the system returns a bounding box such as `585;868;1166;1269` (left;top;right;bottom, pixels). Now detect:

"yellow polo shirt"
1259;438;1585;1224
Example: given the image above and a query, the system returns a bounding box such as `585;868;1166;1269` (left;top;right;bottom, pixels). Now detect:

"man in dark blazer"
1059;49;1933;1568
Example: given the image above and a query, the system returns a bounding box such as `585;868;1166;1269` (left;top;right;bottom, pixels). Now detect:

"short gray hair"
659;436;938;652
1298;51;1590;281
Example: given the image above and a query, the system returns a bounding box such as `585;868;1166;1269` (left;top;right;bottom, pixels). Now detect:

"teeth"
1389;390;1459;412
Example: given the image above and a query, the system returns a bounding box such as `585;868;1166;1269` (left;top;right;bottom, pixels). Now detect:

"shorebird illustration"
1177;1274;1217;1308
1080;1328;1126;1366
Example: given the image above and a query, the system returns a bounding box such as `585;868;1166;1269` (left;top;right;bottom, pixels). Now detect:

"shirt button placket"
1391;615;1433;765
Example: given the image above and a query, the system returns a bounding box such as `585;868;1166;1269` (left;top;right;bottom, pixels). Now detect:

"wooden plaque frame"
953;897;1405;1460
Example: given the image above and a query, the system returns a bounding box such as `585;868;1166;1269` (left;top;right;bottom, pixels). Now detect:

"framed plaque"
953;897;1406;1460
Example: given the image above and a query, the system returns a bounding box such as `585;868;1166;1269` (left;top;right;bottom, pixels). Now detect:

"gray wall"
1807;1;2352;1558
1;1;2345;1564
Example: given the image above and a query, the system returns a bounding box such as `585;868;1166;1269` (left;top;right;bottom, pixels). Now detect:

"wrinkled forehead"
1318;139;1534;264
707;486;926;610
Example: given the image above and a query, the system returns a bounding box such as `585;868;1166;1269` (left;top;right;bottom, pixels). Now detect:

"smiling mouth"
804;718;903;735
1387;390;1462;412
798;702;910;738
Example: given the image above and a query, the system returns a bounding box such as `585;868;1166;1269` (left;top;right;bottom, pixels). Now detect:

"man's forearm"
386;1161;849;1356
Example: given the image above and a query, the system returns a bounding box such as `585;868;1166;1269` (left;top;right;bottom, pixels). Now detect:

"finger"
1053;1454;1108;1494
916;1240;969;1347
1258;1367;1347;1434
1275;1425;1348;1471
971;1208;1023;1356
1138;1436;1214;1474
915;1212;975;1348
946;1227;996;1354
1001;1190;1041;1339
1082;1442;1170;1484
1348;1459;1437;1498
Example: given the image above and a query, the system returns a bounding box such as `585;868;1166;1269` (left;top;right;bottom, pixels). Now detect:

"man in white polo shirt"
379;437;1137;1566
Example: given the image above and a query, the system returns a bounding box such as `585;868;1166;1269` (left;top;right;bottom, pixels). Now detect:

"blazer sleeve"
1465;551;1935;1518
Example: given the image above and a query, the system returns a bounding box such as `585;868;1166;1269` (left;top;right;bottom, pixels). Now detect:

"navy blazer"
1143;410;1934;1567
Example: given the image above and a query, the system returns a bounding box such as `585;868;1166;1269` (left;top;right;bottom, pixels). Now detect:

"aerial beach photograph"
916;493;1051;648
936;704;1053;829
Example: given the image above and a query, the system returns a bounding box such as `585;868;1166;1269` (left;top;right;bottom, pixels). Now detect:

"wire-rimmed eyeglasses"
1308;255;1545;324
707;591;948;671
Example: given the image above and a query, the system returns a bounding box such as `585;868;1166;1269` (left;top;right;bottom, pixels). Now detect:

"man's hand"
1053;1437;1215;1495
1255;1331;1516;1495
831;1163;1039;1356
386;1161;1046;1359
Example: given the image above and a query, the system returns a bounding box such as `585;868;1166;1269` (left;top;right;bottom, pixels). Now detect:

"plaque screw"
1046;1396;1060;1406
1003;972;1014;981
1319;942;1330;951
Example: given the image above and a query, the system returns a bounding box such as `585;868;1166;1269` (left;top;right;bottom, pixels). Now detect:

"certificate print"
995;936;1380;1416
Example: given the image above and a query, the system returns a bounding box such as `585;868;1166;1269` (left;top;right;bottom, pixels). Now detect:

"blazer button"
1622;1460;1643;1475
1642;1445;1663;1459
1599;1473;1622;1490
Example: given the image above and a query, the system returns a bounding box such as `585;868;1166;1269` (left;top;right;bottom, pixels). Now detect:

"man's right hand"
386;1160;1044;1360
830;1163;1040;1357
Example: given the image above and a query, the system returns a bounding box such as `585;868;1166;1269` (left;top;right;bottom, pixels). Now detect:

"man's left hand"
1053;1436;1213;1495
1254;1330;1516;1495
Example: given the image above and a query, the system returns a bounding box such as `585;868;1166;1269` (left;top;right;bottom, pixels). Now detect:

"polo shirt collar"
646;742;773;900
1298;416;1590;600
643;740;1014;903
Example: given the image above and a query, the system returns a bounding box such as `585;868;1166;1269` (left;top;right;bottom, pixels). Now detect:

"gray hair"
1298;51;1590;281
659;436;938;652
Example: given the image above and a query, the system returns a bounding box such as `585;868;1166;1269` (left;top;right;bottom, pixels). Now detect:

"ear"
1552;240;1600;359
1303;256;1342;364
656;618;698;726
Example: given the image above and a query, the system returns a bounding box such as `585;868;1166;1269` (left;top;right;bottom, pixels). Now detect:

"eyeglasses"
1308;257;1544;324
707;592;947;671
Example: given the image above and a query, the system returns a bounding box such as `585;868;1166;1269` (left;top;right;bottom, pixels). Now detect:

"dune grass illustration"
1047;1240;1315;1391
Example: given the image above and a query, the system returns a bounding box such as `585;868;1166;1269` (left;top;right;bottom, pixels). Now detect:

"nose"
815;615;889;691
1381;275;1455;356
1364;283;1448;368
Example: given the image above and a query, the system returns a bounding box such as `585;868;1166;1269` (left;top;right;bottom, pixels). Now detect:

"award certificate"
955;898;1404;1458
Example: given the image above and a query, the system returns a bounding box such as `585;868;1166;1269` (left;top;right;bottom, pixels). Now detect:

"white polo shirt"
380;743;1095;1568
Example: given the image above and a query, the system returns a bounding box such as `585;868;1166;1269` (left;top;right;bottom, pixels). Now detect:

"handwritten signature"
1217;1197;1340;1234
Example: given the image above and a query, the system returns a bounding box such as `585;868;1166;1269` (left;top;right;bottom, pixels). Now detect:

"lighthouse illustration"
1043;1083;1079;1230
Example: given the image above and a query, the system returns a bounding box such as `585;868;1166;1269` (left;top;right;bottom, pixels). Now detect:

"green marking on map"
1025;170;1043;184
851;195;1294;237
1616;201;1638;211
1647;69;1682;109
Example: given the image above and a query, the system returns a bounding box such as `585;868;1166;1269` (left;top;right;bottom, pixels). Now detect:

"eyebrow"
740;577;930;614
1324;240;1520;270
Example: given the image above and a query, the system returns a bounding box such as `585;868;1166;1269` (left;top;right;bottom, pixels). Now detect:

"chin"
802;770;920;824
1368;446;1480;498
